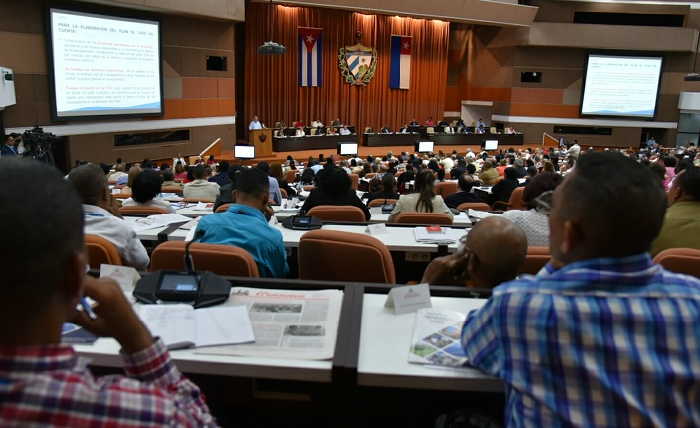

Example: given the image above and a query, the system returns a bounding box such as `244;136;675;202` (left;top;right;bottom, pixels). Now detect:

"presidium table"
365;132;524;147
273;134;359;152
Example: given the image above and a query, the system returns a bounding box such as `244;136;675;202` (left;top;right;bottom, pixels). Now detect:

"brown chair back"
150;241;260;277
183;197;214;203
215;203;231;213
299;230;395;283
350;174;360;190
519;246;550;275
85;234;123;269
161;185;183;195
303;185;315;191
457;202;491;212
367;198;398;208
119;206;169;216
392;213;453;225
285;170;297;183
435;181;458;198
307;205;366;222
365;173;378;179
653;248;700;278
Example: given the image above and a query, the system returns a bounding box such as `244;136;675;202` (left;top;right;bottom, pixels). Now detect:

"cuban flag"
299;28;323;87
390;35;411;89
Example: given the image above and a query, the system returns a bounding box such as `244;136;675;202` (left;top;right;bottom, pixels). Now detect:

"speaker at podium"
249;128;272;158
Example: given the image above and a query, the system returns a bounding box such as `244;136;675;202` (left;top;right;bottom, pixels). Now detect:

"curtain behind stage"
245;3;449;135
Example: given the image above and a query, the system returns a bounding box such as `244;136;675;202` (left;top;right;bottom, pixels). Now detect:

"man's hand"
71;277;154;354
421;254;470;286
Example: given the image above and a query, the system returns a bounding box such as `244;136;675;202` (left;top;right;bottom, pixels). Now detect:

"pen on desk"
80;297;98;320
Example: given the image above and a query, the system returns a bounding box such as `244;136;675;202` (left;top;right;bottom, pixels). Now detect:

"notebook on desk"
413;227;466;245
136;305;255;350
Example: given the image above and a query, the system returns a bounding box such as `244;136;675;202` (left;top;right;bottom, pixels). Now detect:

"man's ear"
61;250;86;312
559;219;583;261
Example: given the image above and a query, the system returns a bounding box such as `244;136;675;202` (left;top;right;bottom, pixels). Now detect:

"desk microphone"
184;230;205;274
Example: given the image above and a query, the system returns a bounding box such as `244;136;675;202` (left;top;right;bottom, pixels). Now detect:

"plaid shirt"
462;253;700;428
0;338;217;427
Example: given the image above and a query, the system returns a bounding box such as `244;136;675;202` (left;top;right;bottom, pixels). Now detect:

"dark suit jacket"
445;191;482;209
486;178;518;206
301;189;371;220
366;192;400;204
213;183;234;212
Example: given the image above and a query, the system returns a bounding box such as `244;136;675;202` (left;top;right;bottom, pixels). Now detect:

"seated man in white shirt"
122;169;176;213
249;115;264;130
339;126;351;135
67;164;149;270
108;163;127;183
183;164;220;202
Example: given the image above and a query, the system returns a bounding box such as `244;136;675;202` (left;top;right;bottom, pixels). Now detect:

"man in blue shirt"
195;168;289;278
456;152;700;426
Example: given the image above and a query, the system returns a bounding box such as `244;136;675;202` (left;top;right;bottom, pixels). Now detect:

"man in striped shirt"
462;151;700;427
0;158;216;426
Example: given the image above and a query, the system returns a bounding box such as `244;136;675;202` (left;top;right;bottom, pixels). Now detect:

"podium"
249;129;273;158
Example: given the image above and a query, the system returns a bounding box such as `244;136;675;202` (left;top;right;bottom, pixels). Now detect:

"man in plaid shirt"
0;158;217;426
457;152;700;427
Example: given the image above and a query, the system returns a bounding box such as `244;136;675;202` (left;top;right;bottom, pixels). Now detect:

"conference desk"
364;133;524;147
358;293;500;391
135;220;467;253
273;134;359;152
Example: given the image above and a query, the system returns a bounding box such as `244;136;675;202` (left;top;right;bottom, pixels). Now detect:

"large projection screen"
48;8;162;120
580;54;663;119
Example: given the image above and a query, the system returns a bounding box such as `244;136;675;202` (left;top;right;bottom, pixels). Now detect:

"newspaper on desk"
195;287;343;360
123;213;192;232
408;308;468;367
413;227;466;245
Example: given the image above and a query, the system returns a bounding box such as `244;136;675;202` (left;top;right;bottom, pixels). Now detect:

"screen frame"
415;141;434;153
234;145;255;159
45;2;164;122
579;50;664;120
484;140;499;151
337;142;358;156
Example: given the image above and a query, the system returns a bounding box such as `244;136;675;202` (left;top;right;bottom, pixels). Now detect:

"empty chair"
85;234;123;269
119;206;169;216
367;198;398;208
307;205;366;222
653;248;700;278
458;202;491;212
435;181;458;198
299;230;395;283
150;241;259;277
391;213;453;225
519;246;550;275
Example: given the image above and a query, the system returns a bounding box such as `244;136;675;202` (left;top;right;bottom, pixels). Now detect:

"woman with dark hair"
397;164;415;194
502;172;563;246
661;156;677;191
122;169;176;213
174;162;187;182
389;169;453;221
300;168;316;186
486;167;520;207
300;167;370;220
366;174;400;203
270;162;296;197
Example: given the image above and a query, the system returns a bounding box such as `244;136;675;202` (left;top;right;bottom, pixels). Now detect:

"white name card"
385;283;432;315
366;223;387;235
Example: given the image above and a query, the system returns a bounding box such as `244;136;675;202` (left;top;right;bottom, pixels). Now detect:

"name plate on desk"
385;284;432;315
366;223;387;235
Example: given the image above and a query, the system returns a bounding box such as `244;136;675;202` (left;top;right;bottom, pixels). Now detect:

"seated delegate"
301;166;371;220
0;158;216;426
68;164;149;270
196;168;289;278
445;174;482;209
183;165;220;202
461;152;700;426
389;169;453;221
122;169;176;213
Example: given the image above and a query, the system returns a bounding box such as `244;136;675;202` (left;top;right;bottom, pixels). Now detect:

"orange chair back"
85;234;123;269
307;205;366;222
365;173;378;179
119;206;169;216
519;246;550;275
392;213;453;225
435;181;458;198
653;248;700;278
367;199;398;208
350;174;360;190
457;202;491;212
150;241;260;277
299;230;396;283
161;185;183;195
303;185;315;191
215;203;231;213
183;197;214;203
508;187;526;210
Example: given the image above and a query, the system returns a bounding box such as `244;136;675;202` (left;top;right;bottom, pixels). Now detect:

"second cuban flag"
390;35;411;89
299;27;323;87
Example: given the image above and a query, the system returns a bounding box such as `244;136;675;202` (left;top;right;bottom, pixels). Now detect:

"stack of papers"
467;210;501;220
136;305;255;350
408;309;468;367
413;227;466;245
124;214;191;232
62;323;98;345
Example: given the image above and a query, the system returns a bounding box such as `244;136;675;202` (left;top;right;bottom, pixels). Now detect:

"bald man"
421;216;528;287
